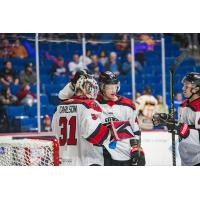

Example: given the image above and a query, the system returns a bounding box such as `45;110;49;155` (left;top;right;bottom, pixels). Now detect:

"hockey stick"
170;50;190;166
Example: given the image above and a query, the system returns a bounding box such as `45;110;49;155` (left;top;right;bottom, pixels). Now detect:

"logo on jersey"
105;117;119;123
91;114;98;120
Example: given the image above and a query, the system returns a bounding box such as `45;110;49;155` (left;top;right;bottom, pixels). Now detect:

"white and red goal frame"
0;132;59;166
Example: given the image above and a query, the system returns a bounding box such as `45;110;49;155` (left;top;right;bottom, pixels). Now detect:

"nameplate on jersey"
59;105;77;113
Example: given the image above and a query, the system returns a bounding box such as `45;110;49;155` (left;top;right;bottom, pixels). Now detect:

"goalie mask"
75;76;99;99
99;71;120;92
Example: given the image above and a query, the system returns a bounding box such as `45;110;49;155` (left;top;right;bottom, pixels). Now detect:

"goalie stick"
170;49;190;166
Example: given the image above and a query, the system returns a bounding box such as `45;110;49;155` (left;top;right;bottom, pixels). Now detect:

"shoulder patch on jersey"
189;98;200;111
116;96;136;110
180;98;200;111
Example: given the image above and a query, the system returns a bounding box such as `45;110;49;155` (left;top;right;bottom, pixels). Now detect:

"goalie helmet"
99;71;120;92
182;72;200;86
75;76;99;99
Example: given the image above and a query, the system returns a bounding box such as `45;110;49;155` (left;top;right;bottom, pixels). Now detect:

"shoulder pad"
189;98;200;111
117;96;136;110
61;98;102;112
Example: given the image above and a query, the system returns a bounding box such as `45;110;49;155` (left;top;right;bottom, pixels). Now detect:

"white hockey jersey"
178;98;200;166
58;83;140;161
51;96;109;166
97;95;140;161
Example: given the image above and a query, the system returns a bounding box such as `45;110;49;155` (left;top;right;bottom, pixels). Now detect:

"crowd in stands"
0;33;199;133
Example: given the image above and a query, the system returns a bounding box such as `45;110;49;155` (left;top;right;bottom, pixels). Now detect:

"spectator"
79;49;92;66
0;39;13;58
174;92;183;119
186;33;199;50
87;55;105;78
11;39;28;59
19;63;36;85
136;86;158;130
135;50;145;66
104;51;121;75
114;33;129;51
0;61;19;86
17;84;36;107
68;53;86;76
136;92;141;99
49;56;67;77
99;49;108;66
0;86;18;105
155;95;169;114
121;53;143;75
42;115;52;132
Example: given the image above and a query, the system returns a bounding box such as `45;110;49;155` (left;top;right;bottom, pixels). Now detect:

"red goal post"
0;132;59;166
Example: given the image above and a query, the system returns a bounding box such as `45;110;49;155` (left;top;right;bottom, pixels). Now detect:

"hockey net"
0;133;59;166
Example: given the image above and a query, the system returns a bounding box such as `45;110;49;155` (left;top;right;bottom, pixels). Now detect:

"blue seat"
25;105;46;117
52;76;69;84
49;93;60;105
46;105;56;117
6;106;26;118
45;84;64;95
10;84;21;95
120;84;132;93
13;117;38;132
40;75;52;84
40;94;49;105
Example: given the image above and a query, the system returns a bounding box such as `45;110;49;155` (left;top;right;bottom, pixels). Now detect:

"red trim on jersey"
180;97;200;111
62;96;102;112
97;95;136;110
117;96;136;110
86;124;109;145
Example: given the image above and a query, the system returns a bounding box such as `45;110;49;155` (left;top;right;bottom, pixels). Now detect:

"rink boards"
141;130;181;166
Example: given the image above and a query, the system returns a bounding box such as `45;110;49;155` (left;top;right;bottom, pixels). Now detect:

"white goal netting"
0;135;59;166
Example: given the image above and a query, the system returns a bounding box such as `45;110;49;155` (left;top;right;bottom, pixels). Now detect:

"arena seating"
1;34;200;132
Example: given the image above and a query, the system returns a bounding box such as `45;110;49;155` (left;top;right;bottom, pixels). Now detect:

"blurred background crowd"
0;33;199;133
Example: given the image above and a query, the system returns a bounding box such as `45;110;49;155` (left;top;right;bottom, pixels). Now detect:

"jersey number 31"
59;116;77;146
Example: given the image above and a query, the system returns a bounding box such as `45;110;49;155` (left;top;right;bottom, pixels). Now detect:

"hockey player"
97;71;145;166
58;70;145;166
153;72;200;166
52;74;110;166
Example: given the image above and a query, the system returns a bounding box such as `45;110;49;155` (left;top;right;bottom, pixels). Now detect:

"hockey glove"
71;69;90;89
152;113;190;138
130;146;146;166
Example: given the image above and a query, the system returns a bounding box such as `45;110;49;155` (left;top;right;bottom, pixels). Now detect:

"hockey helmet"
182;72;200;86
75;76;99;99
99;71;120;92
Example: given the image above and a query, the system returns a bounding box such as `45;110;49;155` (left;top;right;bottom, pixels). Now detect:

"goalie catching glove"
152;113;190;139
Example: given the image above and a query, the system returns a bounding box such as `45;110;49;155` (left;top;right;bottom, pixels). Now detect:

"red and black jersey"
52;96;109;166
